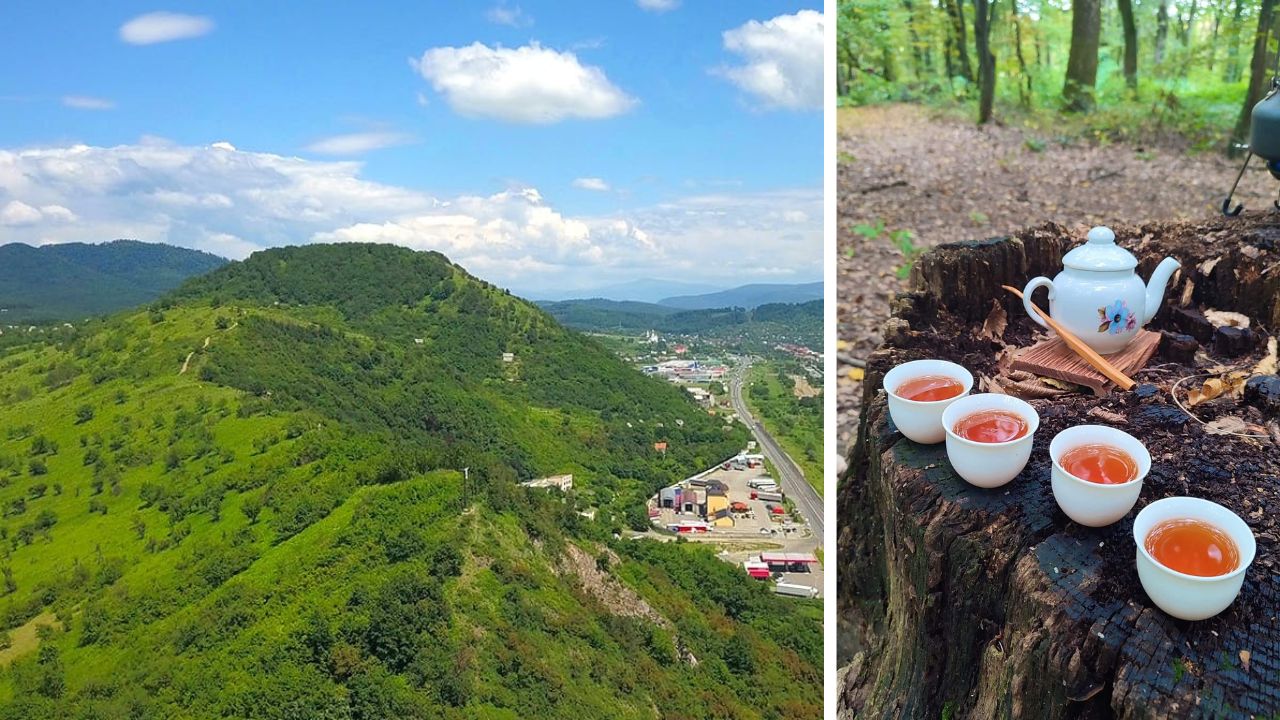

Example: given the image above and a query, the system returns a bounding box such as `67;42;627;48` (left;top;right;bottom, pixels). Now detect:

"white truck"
773;582;819;598
747;478;777;490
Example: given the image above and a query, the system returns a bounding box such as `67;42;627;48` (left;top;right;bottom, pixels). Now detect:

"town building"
521;474;573;491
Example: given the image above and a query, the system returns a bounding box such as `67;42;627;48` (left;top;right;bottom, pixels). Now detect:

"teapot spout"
1143;257;1182;324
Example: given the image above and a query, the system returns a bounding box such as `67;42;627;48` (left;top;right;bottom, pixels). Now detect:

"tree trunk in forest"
902;0;925;79
1231;0;1278;154
882;43;898;82
974;0;996;123
837;218;1280;720
1064;0;1102;112
1011;0;1032;105
1156;0;1169;66
1118;0;1139;90
1209;10;1222;72
1177;0;1199;46
945;0;975;82
1226;0;1245;82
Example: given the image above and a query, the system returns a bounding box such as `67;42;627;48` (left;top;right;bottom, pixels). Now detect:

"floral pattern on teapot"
1098;300;1137;335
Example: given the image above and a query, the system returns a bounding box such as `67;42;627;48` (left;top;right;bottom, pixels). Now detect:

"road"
728;361;825;540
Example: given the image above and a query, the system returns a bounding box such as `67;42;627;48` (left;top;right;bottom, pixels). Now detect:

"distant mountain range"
0;240;227;322
531;278;727;304
539;297;822;349
658;281;824;310
532;279;822;309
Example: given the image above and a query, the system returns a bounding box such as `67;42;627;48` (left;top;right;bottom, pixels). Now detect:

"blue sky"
0;1;823;295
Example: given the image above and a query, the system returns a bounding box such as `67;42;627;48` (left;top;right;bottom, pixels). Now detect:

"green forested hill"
0;244;820;719
0;241;227;323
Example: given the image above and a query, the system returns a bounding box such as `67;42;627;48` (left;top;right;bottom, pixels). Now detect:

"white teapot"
1022;226;1181;355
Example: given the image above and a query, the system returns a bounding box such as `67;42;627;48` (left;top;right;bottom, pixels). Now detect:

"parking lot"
648;465;823;597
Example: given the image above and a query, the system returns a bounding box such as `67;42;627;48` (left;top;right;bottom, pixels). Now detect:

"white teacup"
1133;497;1256;621
941;394;1039;488
1049;425;1149;527
883;360;974;445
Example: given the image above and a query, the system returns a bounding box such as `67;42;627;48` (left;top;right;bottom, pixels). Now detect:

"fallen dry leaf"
1087;407;1128;424
1240;650;1251;673
1203;416;1266;435
1252;337;1277;376
1040;376;1083;392
996;346;1017;373
1187;372;1249;407
1203;309;1251;329
1198;257;1221;275
980;300;1007;342
848;367;865;381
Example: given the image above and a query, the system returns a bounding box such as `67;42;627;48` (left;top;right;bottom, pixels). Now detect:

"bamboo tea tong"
1001;285;1137;391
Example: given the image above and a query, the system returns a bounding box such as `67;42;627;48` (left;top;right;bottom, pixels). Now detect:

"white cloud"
637;0;679;11
412;42;636;123
0;201;42;226
0;200;76;226
62;95;116;110
0;140;818;293
486;3;531;26
303;132;415;155
119;12;215;45
572;177;610;192
718;10;823;111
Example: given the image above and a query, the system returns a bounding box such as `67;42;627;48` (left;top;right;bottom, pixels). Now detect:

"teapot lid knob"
1087;226;1115;245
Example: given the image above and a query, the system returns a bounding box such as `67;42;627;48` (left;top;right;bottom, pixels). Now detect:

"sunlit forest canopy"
840;0;1278;150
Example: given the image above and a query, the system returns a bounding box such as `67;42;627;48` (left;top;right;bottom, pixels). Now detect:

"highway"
727;361;825;540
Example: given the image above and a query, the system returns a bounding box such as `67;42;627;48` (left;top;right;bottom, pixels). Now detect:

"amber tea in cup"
1060;444;1138;485
952;409;1028;443
895;375;965;403
1144;518;1241;578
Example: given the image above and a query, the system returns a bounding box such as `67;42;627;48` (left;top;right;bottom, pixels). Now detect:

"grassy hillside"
0;244;820;718
0;240;226;323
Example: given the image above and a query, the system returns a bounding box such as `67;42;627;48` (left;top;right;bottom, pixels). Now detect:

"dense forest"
0;244;821;718
841;0;1277;149
0;241;226;323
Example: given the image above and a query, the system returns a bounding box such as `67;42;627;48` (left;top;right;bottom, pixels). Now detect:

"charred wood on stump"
838;216;1280;719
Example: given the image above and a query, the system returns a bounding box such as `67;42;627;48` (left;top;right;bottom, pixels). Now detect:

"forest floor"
836;102;1277;455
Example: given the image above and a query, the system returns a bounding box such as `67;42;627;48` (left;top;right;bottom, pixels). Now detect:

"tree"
1117;0;1138;90
1063;0;1102;112
1156;0;1170;65
75;404;94;424
1232;0;1279;153
973;0;997;122
944;0;975;82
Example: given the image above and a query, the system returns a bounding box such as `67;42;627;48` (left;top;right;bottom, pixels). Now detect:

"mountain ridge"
658;281;824;310
0;240;227;322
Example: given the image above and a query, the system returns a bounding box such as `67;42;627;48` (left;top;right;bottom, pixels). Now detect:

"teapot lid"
1062;226;1138;271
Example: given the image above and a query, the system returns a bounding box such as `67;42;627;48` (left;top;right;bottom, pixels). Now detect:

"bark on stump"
837;217;1280;719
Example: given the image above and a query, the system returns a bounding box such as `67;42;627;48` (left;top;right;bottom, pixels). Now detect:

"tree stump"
837;216;1280;719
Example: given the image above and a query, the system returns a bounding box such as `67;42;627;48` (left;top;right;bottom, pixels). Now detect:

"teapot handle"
1022;277;1054;330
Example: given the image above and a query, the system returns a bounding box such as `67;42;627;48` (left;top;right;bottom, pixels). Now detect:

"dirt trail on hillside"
179;336;211;375
837;103;1277;452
